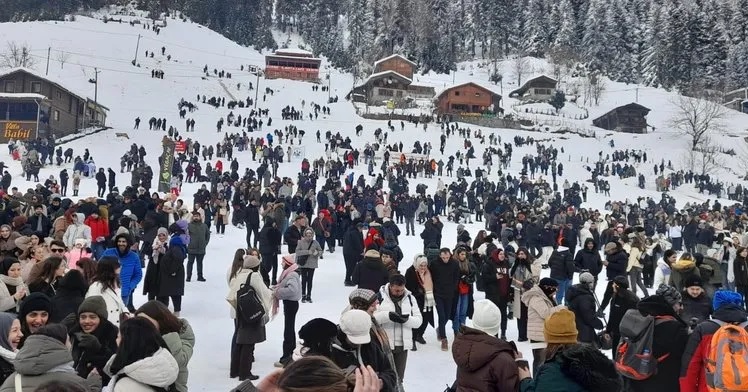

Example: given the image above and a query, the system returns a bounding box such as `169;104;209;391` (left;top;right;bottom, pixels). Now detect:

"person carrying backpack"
679;290;747;392
619;285;688;392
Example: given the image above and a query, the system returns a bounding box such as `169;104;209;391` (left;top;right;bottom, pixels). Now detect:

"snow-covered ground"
2;10;748;391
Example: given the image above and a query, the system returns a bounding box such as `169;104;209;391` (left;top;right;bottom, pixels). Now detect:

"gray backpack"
614;309;675;380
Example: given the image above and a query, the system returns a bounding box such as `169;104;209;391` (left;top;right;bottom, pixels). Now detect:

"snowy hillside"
1;10;748;392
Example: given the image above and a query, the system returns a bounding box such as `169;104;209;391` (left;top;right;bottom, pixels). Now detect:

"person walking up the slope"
548;239;575;305
186;212;210;282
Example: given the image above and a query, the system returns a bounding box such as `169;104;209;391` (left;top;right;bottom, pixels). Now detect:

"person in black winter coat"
574;238;602;289
244;199;260;248
331;317;398;392
380;233;403;269
604;276;639;359
548;242;575;304
420;216;443;252
258;216;282;285
95;168;107;198
628;293;689;392
481;248;512;339
429;248;459;349
680;275;712;326
283;215;305;254
343;223;365;286
599;241;630;312
351;250;390;292
566;273;604;345
50;270;88;323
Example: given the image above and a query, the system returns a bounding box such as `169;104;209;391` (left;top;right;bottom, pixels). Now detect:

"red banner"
175;141;187;153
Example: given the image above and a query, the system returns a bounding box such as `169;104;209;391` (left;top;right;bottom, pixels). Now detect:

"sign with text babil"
158;137;176;193
0;121;37;143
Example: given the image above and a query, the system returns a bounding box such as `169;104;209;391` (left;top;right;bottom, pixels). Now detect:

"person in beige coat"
521;278;565;375
226;254;272;381
625;237;649;297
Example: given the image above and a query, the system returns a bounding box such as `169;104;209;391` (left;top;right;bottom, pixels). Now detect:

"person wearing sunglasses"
522;277;566;375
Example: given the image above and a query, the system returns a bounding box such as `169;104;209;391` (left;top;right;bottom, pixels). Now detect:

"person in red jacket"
363;225;384;251
84;211;109;259
679;290;746;392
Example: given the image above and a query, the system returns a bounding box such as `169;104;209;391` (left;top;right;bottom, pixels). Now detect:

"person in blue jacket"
101;233;143;312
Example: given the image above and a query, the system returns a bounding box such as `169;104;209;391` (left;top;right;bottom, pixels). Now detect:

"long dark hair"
135;300;182;334
29;256;63;287
93;256;121;293
229;248;246;281
76;257;97;285
109;317;168;375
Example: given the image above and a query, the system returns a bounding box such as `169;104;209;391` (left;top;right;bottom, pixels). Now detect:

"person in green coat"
519;308;622;392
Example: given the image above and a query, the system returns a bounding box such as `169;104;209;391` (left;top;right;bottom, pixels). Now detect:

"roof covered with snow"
0;92;47;100
354;70;413;89
509;75;558;98
0;67;91;102
273;48;317;58
435;81;502;99
373;54;416;68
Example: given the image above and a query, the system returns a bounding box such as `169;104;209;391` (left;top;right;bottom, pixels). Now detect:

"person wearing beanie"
681;275;712;326
295;228;322;303
404;254;435;348
0;323;102;392
351;248;389;293
627;291;688;391
333;310;398;392
574;238;602;289
680;289;748;391
298;318;338;358
519;309;621;392
452;300;520;392
69;295;118;383
522;278;565;374
271;254;302;369
17;292;51;348
604;275;639;359
373;274;422;384
565;272;604;345
226;248;272;381
100;233;142;313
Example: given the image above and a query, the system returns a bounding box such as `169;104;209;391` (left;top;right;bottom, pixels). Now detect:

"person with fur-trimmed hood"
679;290;746;392
518;308;622;392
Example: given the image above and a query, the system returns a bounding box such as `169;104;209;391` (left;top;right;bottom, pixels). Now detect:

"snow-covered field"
1;10;748;391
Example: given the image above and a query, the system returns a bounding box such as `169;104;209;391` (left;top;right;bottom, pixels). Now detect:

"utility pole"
88;68;100;126
635;87;639;103
252;66;261;108
45;47;50;75
133;34;141;66
327;69;331;103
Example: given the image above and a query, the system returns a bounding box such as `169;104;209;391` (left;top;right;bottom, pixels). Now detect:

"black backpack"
237;272;266;324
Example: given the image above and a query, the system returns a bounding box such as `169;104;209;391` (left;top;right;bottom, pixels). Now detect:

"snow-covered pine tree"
726;41;748;91
582;0;609;73
347;0;375;78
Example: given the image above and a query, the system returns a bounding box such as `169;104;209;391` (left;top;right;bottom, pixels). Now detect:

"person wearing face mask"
0;312;22;384
69;296;118;385
17;292;51;349
0;257;26;313
566;272;604;346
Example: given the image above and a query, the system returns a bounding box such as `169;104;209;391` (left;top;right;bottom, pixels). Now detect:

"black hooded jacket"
628;296;689;392
566;283;604;343
574;238;603;276
520;343;622;391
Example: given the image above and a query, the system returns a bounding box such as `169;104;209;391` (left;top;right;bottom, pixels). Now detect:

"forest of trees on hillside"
4;0;748;94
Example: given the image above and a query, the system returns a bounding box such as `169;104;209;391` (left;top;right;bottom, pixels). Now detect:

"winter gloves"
389;312;410;324
77;333;102;351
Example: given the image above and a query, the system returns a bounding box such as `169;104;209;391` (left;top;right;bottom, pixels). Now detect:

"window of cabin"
454;91;460;96
53;109;60;121
3;81;15;93
30;82;42;93
56;90;63;100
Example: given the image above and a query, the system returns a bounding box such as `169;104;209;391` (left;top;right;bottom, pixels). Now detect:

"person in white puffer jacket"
104;317;178;392
374;275;422;385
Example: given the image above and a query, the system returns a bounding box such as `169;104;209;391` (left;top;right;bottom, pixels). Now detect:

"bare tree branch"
0;42;36;68
513;54;529;86
670;95;727;150
55;50;70;69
